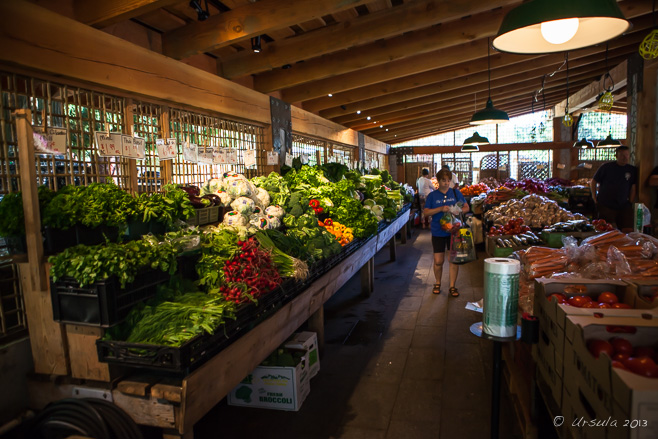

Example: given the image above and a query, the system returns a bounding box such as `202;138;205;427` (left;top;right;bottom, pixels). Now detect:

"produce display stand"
13;110;411;438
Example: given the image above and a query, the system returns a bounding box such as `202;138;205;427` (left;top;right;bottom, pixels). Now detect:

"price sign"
182;141;198;163
198;149;213;164
132;136;146;160
156;138;177;160
284;154;293;167
95;132;122;157
33;128;67;154
213;148;227;164
300;153;309;165
267;151;279;165
226;149;238;165
121;135;133;157
244;150;257;167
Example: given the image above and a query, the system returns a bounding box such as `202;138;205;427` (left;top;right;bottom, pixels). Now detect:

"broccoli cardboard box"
227;349;310;411
563;315;658;439
284;331;320;379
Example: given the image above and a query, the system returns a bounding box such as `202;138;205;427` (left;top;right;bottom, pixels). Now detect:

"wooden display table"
25;212;410;439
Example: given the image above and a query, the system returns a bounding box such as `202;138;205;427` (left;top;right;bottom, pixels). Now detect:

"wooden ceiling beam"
332;56;621;127
314;34;645;117
361;85;585;136
324;47;635;124
254;6;513;93
74;0;181;28
162;0;371;59
219;0;522;79
280;2;653;103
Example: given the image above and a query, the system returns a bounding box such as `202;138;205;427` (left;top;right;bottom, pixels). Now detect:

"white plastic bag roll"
483;258;520;338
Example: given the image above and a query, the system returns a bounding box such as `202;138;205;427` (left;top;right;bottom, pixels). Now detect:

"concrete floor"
194;229;527;439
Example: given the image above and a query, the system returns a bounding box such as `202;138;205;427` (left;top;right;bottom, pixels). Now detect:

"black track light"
251;36;262;53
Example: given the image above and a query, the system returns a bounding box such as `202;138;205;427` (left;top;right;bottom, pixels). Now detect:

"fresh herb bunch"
195;229;241;293
49;234;183;288
0;186;56;237
130;186;195;228
104;277;238;347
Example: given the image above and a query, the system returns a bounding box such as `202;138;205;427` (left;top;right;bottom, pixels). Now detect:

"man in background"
648;165;658;234
441;165;459;188
416;168;434;229
590;145;638;231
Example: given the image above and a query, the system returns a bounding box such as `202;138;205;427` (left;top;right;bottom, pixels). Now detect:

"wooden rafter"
162;0;372;60
74;0;182;28
219;0;522;79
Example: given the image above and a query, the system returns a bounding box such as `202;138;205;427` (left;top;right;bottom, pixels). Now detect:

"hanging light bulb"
470;38;509;125
573;138;594;149
540;18;579;45
597;134;621;148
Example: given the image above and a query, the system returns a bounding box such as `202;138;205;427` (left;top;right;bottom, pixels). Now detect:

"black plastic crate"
96;281;299;374
51;269;170;327
43;226;77;255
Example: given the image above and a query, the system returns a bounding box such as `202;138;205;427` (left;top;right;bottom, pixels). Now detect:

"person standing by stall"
590;145;638;231
417;168;434;229
424;169;469;297
648;165;658;233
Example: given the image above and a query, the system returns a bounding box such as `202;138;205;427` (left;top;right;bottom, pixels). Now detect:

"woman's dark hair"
436;169;452;181
421;168;429;176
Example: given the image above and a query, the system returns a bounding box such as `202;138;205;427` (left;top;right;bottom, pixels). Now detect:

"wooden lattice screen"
291;134;326;166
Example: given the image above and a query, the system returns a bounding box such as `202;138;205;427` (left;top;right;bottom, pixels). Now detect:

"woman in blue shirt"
423;169;470;296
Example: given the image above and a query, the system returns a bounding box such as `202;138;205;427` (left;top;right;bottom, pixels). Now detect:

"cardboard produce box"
624;280;658;308
227;349;310;411
563;315;658;439
532;332;564;407
284;331;320;379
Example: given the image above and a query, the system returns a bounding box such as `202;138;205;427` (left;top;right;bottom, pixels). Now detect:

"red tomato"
587;339;614;359
611;360;628;370
611;338;634;357
581;296;594;303
597;303;612;309
548;293;567;304
597;292;619;304
613;352;630;362
634;347;657;359
623;357;658;378
611;303;632;309
581;302;598;308
568;296;590;308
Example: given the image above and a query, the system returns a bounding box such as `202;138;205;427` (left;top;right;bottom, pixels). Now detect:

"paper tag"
213;148;227;164
198;148;214;164
156;138;176;160
285;154;293;167
226;149;238;165
243;150;257;167
183;142;198;162
557;163;566;170
121;135;133;157
95;132;122;157
537;164;545;170
132;136;146;160
267;151;279;166
33;127;67;154
300;153;309;165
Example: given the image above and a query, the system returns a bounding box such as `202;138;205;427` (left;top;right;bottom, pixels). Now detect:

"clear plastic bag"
449;227;476;265
440;212;462;234
606;246;632;277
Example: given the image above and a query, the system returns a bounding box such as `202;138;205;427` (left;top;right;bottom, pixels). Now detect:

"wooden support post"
389;236;397;261
160;108;174;185
308;305;325;357
400;223;407;244
124;100;139;193
15;109;70;376
316;150;322;167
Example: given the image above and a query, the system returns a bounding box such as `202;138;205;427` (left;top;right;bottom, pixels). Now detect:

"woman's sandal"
449;287;459;297
432;284;441;295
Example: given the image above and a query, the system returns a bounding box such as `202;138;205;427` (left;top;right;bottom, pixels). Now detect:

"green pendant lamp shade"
470;98;510;125
462;132;489;151
573;138;594;149
493;0;631;54
597;134;622;147
471;38;509;125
